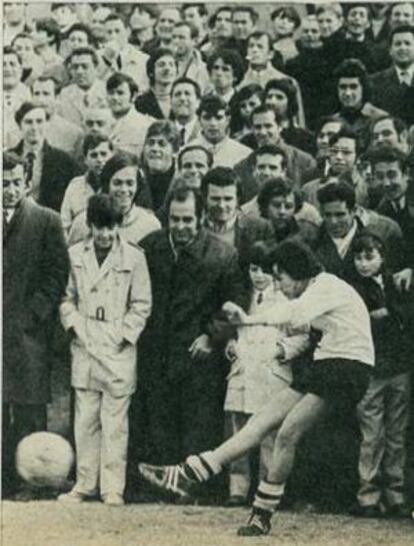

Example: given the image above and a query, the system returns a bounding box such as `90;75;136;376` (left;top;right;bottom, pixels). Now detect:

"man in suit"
171;77;202;147
370;25;414;126
2;152;69;499
10;102;80;212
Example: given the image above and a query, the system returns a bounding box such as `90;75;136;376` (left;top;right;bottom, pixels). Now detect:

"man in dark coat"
2;152;69;498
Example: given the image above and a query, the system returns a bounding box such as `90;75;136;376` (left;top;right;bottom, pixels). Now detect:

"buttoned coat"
60;236;152;397
3;198;69;404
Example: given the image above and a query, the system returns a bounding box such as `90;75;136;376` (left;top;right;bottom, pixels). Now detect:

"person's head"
211;6;233;38
201;167;239;224
318;181;357;238
182;4;208;36
231;84;263;127
51;3;77;31
329;128;360;174
82;105;114;136
90;5;113;42
264;78;298;122
86;194;122;249
129;4;158;32
3;152;28;209
335;58;370;110
104;14;128;49
4;2;26;25
146;48;177;88
316;116;343;158
177;145;213;188
232;7;258;41
271;6;301;38
352;232;385;278
171;21;198;59
83;134;113;177
167;187;203;246
257;176;298;232
344;3;371;38
207;48;245;92
156;7;182;42
67;23;94;53
316;3;343;38
3;46;22;90
11;33;36;66
171;77;201;123
31;76;60;116
368;145;409;202
106;72;138;117
247;31;273;67
100;152;142;215
300;16;323;49
67;47;99;90
251;105;282;147
389;25;414;68
34;18;61;50
390;2;414;29
269;240;323;299
143;121;180;173
370;116;408;151
15;102;49;147
198;95;230;144
247;241;274;292
253;145;288;189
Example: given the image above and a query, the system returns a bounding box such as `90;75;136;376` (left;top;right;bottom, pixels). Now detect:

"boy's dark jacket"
348;269;414;378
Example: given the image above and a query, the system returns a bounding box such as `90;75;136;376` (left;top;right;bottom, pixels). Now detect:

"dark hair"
11;32;33;47
99;152;139;194
67;46;99;67
106;72;138;97
343;3;372;19
233;6;259;24
367;144;409;173
251;103;278;125
15;102;50;126
247;240;274;273
197;94;229;117
334;58;371;103
51;3;76;12
253;144;288;169
207;48;246;86
390;24;414;43
247;31;272;51
171;77;201;99
177;144;213;170
351;231;386;258
265;78;298;119
166;187;204;223
174;20;199;40
83;133;113;158
86;194;122;228
3;151;24;171
271;6;301;29
329;126;362;155
104;13;126;27
32;74;61;95
257;177;299;218
67;22;94;44
145;120;181;153
209;6;233;29
315;115;343;136
146;47;176;86
4;45;22;65
317;181;356;210
182;3;208;17
370;115;407;139
35;18;61;49
269;240;323;280
130;3;159;20
200;166;240;201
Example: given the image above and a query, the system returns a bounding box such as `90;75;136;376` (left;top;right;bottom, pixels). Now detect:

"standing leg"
227;412;252;502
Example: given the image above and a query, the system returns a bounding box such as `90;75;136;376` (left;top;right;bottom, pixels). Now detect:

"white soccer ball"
16;432;74;489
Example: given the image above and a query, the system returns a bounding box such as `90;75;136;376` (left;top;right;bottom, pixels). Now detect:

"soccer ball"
16;432;74;489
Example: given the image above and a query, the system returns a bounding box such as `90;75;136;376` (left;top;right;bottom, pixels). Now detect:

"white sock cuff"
258;480;285;497
199;451;223;475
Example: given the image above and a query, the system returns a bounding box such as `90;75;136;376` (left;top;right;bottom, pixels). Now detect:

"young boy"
350;233;412;519
59;194;152;506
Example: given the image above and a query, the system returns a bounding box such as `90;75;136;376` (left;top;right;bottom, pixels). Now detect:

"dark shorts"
290;359;371;408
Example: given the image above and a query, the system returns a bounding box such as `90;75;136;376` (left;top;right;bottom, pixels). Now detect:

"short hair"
146;47;176;85
315;115;344;136
32;74;61;95
247;31;272;50
3;151;24;172
247;241;274;273
130;4;159;20
200;167;240;200
207;48;246;86
233;6;259;24
390;24;414;42
182;3;208;17
370;115;407;138
197;95;229;117
83;133;113;158
351;231;386;258
268;240;323;280
367;144;409;173
253;144;288;169
100;152;138;194
343;3;372;19
251;104;278;124
86;194;122;228
104;13;126;27
67;46;99;67
174;20;199;40
232;83;263;106
315;3;343;18
11;32;34;47
329;127;362;155
171;77;201;99
166;187;204;222
271;6;301;29
317;181;356;210
334;58;371;103
106;72;138;97
209;6;233;29
67;22;93;43
145;120;181;153
3;45;22;65
177;144;213;170
35;18;61;48
265;78;298;119
257;177;299;218
15;102;50;126
51;3;76;12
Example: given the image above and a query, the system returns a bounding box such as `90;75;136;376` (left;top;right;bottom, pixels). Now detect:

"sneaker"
138;463;196;498
58;489;93;503
237;508;272;536
102;493;124;507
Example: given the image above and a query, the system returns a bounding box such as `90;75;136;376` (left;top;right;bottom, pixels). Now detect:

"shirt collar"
205;212;238;234
396;65;414;83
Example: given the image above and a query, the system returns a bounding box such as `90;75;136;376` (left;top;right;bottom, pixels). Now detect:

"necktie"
257;292;263;305
400;71;411;86
180;127;186;147
25;152;35;183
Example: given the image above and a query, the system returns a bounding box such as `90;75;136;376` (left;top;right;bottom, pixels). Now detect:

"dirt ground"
1;501;413;546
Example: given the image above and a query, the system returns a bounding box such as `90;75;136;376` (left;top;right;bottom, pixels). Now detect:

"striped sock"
183;451;222;483
253;480;285;513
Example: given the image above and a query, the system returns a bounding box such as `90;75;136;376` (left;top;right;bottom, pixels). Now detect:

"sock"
183;451;222;484
253;480;285;513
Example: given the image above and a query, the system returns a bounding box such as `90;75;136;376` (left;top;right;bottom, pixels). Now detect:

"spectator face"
206;183;238;223
33;28;51;48
4;3;25;25
157;8;181;41
144;135;174;173
183;7;205;35
107;82;134;117
252;111;281;147
210;57;235;92
179;149;209;188
3;163;27;208
249;264;272;292
233;11;255;40
301;18;322;48
3;52;22;90
108;166;138;214
272;13;296;38
338;77;364;109
273;268;307;299
85;142;113;176
83;107;114;136
373;160;408;202
130;7;155;31
317;10;342;39
20;107;47;147
214;9;233;38
265;88;289;120
68;30;89;52
32;79;57;116
154;54;177;85
168;194;199;246
239;94;262;124
105;18;128;49
354;248;383;278
200;109;229;144
254;153;286;186
52;5;75;30
371;119;402;148
90;222;118;250
317;121;342;157
172;25;194;58
321;200;355;238
329;136;357;174
267;192;296;231
346;7;370;37
390;32;414;68
247;35;273;66
91;7;112;41
70;53;97;90
171;83;199;121
390;3;414;28
13;36;36;66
